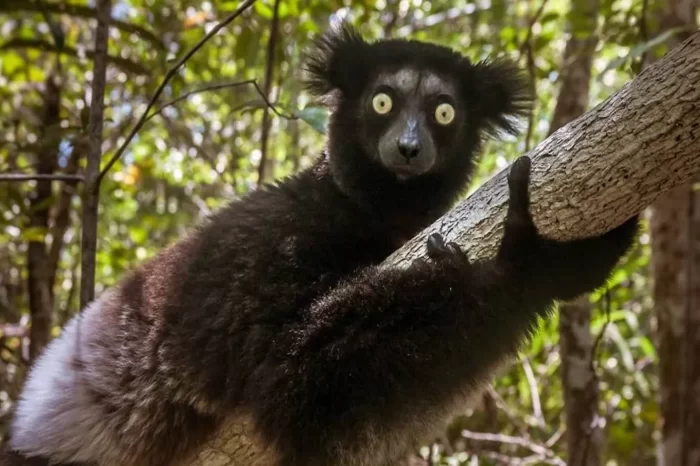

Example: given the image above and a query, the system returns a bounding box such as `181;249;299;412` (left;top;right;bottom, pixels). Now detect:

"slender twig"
521;356;545;427
145;82;253;123
97;0;257;184
257;0;282;185
518;0;548;152
544;425;566;448
0;173;84;182
249;80;295;119
591;290;612;373
576;289;613;466
518;0;550;57
144;80;292;124
485;386;531;435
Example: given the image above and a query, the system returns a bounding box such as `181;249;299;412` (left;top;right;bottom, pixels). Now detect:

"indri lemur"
7;24;638;466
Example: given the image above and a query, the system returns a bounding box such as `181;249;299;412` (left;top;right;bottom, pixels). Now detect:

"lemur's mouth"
386;163;428;179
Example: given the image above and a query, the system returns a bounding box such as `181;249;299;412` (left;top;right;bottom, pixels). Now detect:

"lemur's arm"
247;157;638;466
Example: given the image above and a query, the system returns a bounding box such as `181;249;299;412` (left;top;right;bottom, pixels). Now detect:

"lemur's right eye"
372;93;393;115
435;103;455;125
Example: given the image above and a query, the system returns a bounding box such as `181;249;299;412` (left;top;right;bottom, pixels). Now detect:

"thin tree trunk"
79;0;111;309
256;0;281;185
651;185;700;466
549;1;602;464
27;73;61;361
181;31;700;466
47;144;82;284
647;2;700;465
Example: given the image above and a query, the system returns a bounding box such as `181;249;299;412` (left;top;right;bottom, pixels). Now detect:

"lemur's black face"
303;23;530;200
361;69;460;179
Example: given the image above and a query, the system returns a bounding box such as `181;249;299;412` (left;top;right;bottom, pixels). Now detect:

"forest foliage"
0;0;697;464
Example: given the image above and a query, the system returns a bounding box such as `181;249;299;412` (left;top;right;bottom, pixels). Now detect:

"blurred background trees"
0;0;698;464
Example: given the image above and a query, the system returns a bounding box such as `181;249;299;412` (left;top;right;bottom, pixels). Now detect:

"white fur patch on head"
374;69;455;98
391;69;420;93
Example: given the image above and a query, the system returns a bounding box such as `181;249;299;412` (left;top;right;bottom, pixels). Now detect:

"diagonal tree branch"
385;30;700;268
143;80;293;124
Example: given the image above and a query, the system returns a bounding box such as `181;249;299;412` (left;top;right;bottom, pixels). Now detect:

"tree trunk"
549;1;602;465
651;186;700;466
27;74;60;361
79;0;111;309
647;2;700;465
256;0;281;185
180;31;700;466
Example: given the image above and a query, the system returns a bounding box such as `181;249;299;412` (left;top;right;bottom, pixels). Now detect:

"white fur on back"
10;297;123;465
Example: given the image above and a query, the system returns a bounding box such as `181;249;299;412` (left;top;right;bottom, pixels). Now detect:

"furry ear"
302;22;370;99
469;60;532;136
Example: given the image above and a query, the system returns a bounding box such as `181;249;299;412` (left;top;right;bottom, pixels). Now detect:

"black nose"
398;138;420;160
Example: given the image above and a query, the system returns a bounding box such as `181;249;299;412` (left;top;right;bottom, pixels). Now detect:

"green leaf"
638;336;657;359
499;27;516;42
255;2;274;19
539;12;559;25
2;52;23;75
296;107;329;134
129;227;148;244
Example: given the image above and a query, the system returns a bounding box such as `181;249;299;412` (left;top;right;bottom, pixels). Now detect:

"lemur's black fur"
5;24;638;466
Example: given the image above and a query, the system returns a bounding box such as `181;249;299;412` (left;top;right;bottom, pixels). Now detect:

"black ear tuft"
302;22;369;100
470;60;532;137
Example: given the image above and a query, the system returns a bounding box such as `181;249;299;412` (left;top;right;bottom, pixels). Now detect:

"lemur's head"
303;23;530;214
305;24;530;219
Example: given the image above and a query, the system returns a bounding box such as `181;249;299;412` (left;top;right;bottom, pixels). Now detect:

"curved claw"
426;233;470;266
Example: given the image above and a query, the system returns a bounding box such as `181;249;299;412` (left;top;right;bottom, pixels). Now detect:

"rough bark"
386;31;700;268
651;186;700;466
181;31;700;466
550;1;602;465
559;297;601;465
647;2;700;465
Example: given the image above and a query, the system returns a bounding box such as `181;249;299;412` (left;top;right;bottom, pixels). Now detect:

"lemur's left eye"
435;103;455;125
372;93;393;115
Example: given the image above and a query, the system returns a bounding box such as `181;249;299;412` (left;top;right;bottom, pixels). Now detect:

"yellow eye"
435;103;455;125
372;93;393;114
